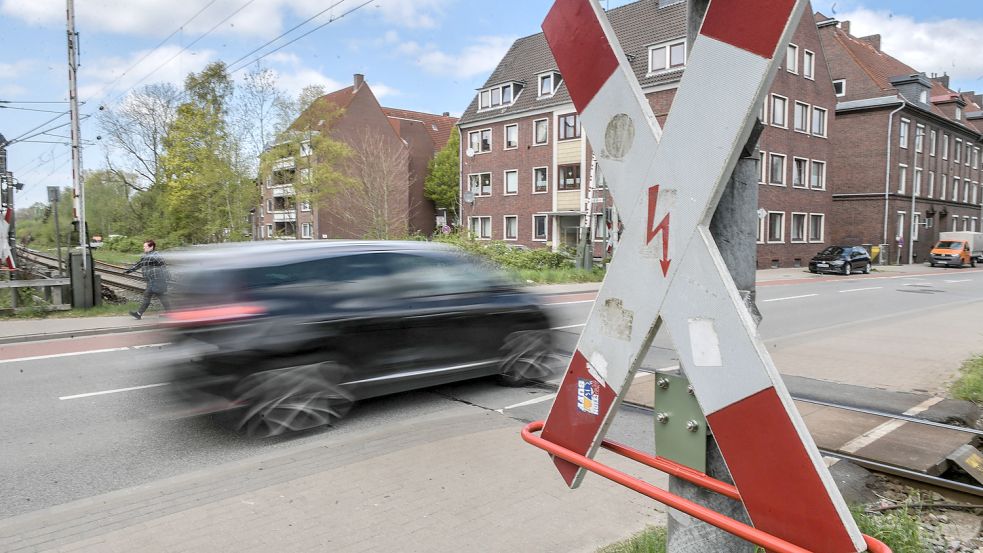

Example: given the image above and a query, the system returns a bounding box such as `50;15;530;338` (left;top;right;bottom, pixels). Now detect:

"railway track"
16;247;146;293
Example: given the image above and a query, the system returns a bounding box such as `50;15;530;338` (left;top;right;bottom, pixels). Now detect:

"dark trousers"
138;288;171;314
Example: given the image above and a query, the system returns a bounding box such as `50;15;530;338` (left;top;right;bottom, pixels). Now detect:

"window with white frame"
913;168;922;196
940;174;947;200
771;95;787;128
833;79;846;97
790;213;806;242
810;160;826;190
915;125;924;153
956;106;963;121
648;38;686;73
301;222;312;239
974;217;979;232
803;50;815;79
558;113;581;140
533;119;548;145
504;124;518;149
468;129;492;153
808;214;824;242
896;211;905;242
504;170;518;195
897;164;907;194
758;99;767;125
943;134;949;159
964;181;971;203
503;216;518;240
533;214;548;241
952;217;959;232
533;167;548;193
927;171;935;198
793;102;809;133
899;119;909;148
954;138;962;163
300;141;312;157
469;172;492;196
786;44;798;74
266;224;273;237
973;183;979;205
756;217;765;244
974;147;980;169
770;153;786;185
479;82;522;109
964;216;970;231
759;151;767;183
965;142;971;166
930;129;937;156
470;216;491;239
593;213;607;241
767;212;784;243
267;198;273;211
300;200;311;212
953;177;960;201
538;72;562;97
913;213;920;241
812;107;827;137
792;157;808;188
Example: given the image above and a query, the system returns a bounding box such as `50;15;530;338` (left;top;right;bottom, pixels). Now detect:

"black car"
160;241;556;437
808;246;871;275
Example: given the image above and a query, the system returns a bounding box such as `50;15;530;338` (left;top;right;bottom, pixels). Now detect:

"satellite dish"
756;207;767;220
463;191;475;204
465;147;475;158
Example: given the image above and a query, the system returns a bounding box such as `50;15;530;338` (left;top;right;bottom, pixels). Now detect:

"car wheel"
498;329;561;387
234;361;353;438
844;263;852;276
973;258;978;268
930;261;935;267
863;262;871;274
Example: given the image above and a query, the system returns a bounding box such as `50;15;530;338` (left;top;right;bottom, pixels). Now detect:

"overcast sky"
1;0;980;207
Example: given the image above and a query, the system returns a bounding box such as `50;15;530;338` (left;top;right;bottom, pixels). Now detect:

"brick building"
818;17;983;264
457;0;838;269
257;75;457;240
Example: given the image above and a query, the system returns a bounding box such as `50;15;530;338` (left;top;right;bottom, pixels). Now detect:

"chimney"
859;34;881;51
935;72;950;89
442;112;450;117
353;73;364;91
841;20;850;34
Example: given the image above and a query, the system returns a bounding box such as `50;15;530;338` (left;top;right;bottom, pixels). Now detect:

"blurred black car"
160;241;556;437
808;246;871;275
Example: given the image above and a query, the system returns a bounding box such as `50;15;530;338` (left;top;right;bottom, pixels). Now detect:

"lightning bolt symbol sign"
646;184;671;276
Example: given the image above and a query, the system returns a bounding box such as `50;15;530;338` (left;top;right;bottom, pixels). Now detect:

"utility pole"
48;187;64;275
66;0;95;307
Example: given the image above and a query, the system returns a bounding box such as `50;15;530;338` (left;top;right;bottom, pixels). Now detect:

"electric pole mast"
66;0;86;269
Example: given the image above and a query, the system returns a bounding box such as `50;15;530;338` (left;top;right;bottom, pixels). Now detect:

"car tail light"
162;304;267;327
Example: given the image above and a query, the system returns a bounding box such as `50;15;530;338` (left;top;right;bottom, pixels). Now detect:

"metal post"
66;0;86;269
48;187;63;275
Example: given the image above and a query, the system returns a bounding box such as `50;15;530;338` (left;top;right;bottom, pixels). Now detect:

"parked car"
929;232;982;268
808;246;871;275
160;241;557;437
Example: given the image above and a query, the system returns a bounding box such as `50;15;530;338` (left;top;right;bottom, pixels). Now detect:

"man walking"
125;239;170;320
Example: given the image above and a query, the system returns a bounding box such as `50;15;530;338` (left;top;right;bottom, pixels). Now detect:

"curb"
0;324;158;346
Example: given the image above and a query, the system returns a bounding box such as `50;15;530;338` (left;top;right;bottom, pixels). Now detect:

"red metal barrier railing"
522;421;891;553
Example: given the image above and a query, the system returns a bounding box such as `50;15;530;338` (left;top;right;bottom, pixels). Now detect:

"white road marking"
497;393;557;413
0;347;132;364
545;299;597;306
945;279;972;284
551;323;586;330
59;382;170;401
839;287;882;293
762;294;818;303
838;396;944;454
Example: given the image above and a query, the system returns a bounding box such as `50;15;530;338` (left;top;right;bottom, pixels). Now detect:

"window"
300;141;312;157
913;213;920;241
952;217;959;232
790;213;806;242
769;153;786;185
648;39;686;73
953;177;960;201
468;129;492;153
533;119;548;145
811;107;827;137
965;142;971;166
930;130;937;156
786;44;798;74
479;82;522;109
810;160;826;190
897;164;907;194
504;124;518;149
759;151;767;183
954;139;962;163
538;72;562;97
896;212;905;242
915;125;924;153
558;164;581;190
793;102;809;133
533;214;547;241
940;174;947;200
973;183;979;205
964;181;971;203
956;106;963;121
771;95;787;128
503;216;518;240
267;198;273;211
300;200;311;212
792;157;808;188
504;170;518;195
899;119;909;148
558;113;581;140
833;79;846;97
469;216;491;239
913;168;922;196
469;173;492;196
758;99;767;125
533;167;548;193
803;50;815;79
593;213;607;241
767;212;785;243
943;134;949;159
266;224;273;237
927;171;935;198
756;216;765;244
301;222;312;239
974;147;980;169
808;214;824;242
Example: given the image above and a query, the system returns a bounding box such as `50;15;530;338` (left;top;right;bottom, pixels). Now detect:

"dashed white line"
838;396;944;454
551;323;586;330
497;393;557;413
545;299;596;306
839;287;882;293
945;279;972;284
59;382;170;401
762;294;818;303
0;343;171;364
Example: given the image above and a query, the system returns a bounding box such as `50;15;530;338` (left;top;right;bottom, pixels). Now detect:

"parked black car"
808;246;871;275
160;241;556;437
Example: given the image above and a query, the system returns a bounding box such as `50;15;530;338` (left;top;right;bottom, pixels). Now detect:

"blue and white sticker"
577;379;600;415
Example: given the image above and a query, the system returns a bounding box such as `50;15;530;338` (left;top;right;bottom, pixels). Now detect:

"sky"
1;0;981;208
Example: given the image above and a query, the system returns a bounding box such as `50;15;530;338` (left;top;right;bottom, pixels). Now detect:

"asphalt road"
2;267;982;519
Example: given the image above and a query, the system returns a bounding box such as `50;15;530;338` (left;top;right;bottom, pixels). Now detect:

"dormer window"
538;71;562;97
648;38;686;74
919;90;928;103
956;107;963;120
479;82;523;110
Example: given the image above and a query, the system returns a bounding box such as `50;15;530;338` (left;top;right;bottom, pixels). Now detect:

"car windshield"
819;246;844;256
935;241;963;249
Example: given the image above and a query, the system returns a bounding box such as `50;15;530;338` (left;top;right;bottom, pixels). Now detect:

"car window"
819;246;843;256
387;252;510;297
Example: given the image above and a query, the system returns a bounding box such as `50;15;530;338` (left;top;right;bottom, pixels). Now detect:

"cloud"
400;36;515;79
837;8;983;91
371;0;449;29
369;83;400;99
0;59;35;79
77;46;218;102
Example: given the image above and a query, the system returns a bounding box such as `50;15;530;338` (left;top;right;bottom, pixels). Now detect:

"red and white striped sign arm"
0;207;14;270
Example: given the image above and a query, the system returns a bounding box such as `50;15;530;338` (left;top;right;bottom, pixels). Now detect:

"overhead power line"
0;105;69;114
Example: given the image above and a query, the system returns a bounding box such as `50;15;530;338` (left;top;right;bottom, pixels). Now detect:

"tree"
83;170;132;238
424;127;460;226
230;65;291;175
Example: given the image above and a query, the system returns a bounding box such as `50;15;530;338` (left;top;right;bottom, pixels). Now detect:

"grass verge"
951;354;983;403
597;526;666;553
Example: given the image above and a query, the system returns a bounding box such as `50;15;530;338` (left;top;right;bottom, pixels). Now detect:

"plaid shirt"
127;250;170;292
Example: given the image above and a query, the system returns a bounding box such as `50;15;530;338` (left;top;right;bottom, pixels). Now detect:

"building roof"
458;0;687;126
291;86;356;132
382;107;458;149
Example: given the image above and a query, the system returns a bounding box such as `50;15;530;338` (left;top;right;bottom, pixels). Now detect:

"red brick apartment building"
256;74;457;240
457;0;837;269
818;18;983;264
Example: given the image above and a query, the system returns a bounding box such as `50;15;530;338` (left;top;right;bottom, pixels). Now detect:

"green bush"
951;355;983;403
851;504;924;553
434;232;573;271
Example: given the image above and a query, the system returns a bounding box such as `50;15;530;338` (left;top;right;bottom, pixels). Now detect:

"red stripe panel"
707;387;857;552
540;350;617;487
541;0;619;113
700;0;796;60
